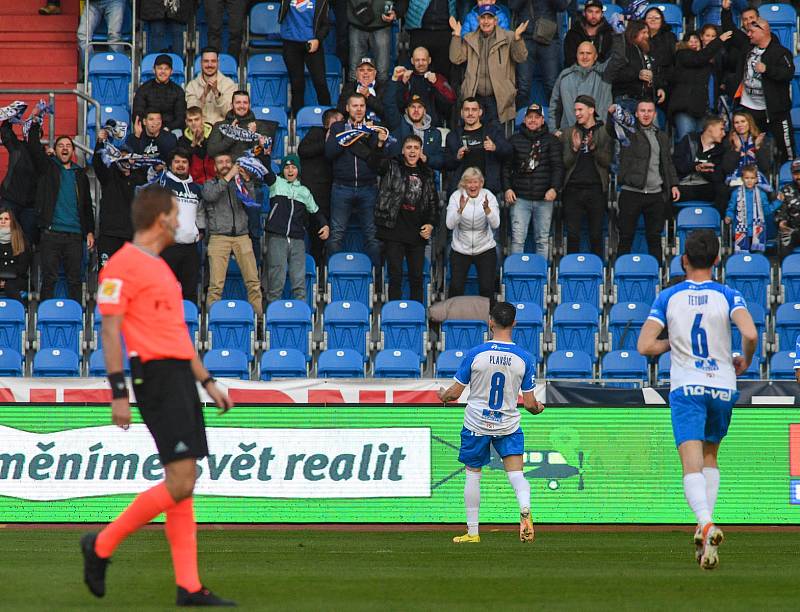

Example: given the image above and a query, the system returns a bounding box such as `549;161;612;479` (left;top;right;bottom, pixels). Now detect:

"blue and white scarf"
100;141;163;171
0;101;26;122
609;0;649;34
610;105;638;147
334;122;395;147
218;122;273;150
733;186;766;253
233;151;270;208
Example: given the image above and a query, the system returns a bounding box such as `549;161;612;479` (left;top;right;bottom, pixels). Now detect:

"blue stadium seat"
207;300;255;360
792;108;800;152
140;52;185;85
440;320;488;351
759;4;797;51
248;2;282;48
281;253;318;312
511;302;543;364
733;351;762;379
732;303;767;359
557;254;604;309
793;61;800;108
33;348;80;377
88;52;132;108
436;349;466;378
304;54;343;106
380;300;427;362
193;53;238;80
657;351;671;385
222;257;247;301
203;348;250;380
775;302;800;350
323;301;370;359
769;350;798;379
699;7;722;26
779;160;794;187
36;299;83;355
552;302;600;359
0;348;23;377
647;4;684;38
247;54;289;108
317;349;365;378
86;105;130;150
546;350;593;379
265;300;313;360
0;299;26;354
295;105;333;143
608;302;650;351
724;252;771;310
183;300;200;349
676;207;720;254
613;254;660;304
253;105;288;160
601;350;649;388
602;3;624;21
668;256;686;281
88;348;130;377
373;349;421;378
501;253;548;307
327;252;373;308
780;253;800;303
260;348;308;380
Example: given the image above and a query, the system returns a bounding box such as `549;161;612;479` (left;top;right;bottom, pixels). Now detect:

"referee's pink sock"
95;482;177;558
165;497;202;593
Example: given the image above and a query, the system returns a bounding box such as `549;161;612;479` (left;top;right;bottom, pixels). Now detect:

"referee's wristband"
108;372;129;399
201;376;216;389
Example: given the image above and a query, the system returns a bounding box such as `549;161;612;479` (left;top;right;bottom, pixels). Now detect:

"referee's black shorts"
133;359;209;465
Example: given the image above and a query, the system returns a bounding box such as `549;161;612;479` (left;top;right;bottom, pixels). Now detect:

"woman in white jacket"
446;167;500;300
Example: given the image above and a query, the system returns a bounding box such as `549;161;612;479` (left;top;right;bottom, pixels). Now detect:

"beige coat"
449;27;528;123
185;71;238;125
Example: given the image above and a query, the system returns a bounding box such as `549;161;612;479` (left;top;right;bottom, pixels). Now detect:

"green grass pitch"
2;528;798;611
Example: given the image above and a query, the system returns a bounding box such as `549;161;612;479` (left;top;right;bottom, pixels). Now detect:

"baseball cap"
525;103;544;116
154;53;173;68
791;159;800;174
407;94;426;109
584;0;604;10
357;57;376;68
477;4;499;17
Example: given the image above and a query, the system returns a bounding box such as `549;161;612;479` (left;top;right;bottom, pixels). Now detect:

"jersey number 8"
488;372;506;409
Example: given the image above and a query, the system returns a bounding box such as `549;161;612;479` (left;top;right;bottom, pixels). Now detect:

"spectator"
605;20;666;114
446;167;500;301
503;103;562;257
720;0;759;95
93;128;137;267
669;31;729;141
0;208;31;302
40;1;61;15
337;57;385;120
132;54;187;133
264;155;329;304
204;0;249;59
724;165;777;253
737;17;795;163
207;90;279;159
0;120;37;241
508;0;569;108
347;0;396;83
280;0;332;116
201;153;263;314
561;95;612;257
140;0;191;55
444;97;512;195
124;110;178;160
178;107;216;185
673;116;729;213
612;99;679;259
185;47;237;126
383;73;445;170
699;24;728;104
395;0;456;80
721;110;771;186
643;7;676;97
77;0;126;74
374;134;438;302
428;294;489;322
549;41;613;135
449;7;529;124
158;149;205;304
25;123;94;303
461;0;511;35
388;47;457;125
776;159;800;258
298;108;344;265
325;92;395;266
563;0;614;68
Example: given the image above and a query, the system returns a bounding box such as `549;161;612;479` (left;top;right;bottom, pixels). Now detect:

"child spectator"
178;107;215;184
776;159;800;258
724;165;777;253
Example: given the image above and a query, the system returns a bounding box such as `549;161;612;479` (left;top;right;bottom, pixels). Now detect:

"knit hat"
281;154;301;173
574;94;597;109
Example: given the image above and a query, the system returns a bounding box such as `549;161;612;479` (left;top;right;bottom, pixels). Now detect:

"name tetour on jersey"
454;341;537;436
647;280;747;390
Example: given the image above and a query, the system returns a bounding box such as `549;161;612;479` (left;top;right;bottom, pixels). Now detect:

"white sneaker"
700;523;724;570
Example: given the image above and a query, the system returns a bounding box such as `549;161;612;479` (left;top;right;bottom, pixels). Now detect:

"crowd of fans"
3;0;799;318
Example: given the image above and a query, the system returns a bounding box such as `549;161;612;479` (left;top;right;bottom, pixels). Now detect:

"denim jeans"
516;37;561;109
77;0;127;70
329;183;381;265
673;113;704;143
510;197;553;258
349;26;391;84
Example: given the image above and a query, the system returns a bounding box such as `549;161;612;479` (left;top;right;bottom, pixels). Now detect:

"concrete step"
0;65;78;83
0;15;78;32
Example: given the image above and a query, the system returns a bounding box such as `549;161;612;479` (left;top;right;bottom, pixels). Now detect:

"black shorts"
133;359;209;465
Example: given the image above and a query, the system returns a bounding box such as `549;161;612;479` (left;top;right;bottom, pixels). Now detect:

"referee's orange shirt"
97;242;196;363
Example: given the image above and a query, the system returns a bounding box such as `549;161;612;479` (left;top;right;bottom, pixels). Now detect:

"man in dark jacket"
604;22;666;113
0;120;37;241
25;123;94;302
444;97;512;195
124;110;177;161
673;116;728;214
612;99;679;260
206;90;279;160
389;46;457;125
776;159;800;259
337;57;386;119
502;103;562;257
563;0;614;68
721;0;761;95
132;54;187;133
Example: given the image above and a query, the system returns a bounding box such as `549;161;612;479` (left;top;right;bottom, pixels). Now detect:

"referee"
81;185;236;607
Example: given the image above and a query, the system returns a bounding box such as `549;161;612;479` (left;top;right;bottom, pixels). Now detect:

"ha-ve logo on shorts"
681;386;732;401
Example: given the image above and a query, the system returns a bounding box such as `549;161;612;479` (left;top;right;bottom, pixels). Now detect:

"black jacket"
374;158;438;230
668;38;724;119
719;137;772;178
672;133;727;184
562;121;613;192
337;81;385;119
25;124;94;236
604;34;665;101
0;240;31;297
279;0;330;40
298;126;333;213
563;17;614;67
132;79;187;131
444;121;513;194
138;0;193;23
502;124;564;200
615;122;678;192
92;141;138;240
124;128;177;160
206;110;279;160
734;35;794;115
721;7;752;95
324;119;397;187
648;25;677;88
0;121;36;207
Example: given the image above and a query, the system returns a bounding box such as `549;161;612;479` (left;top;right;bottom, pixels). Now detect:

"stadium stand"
380;300;427;363
207;300;256;361
724;253;772;310
546;350;594;379
265;300;314;361
373;349;422;378
203;348;251;380
556;254;604;310
0;299;27;355
613;254;660;304
33;348;81;377
436;349;466;378
769;350;798;379
259;348;308;380
323;301;371;359
36;299;83;356
439;320;489;352
317;349;365;378
0;348;24;377
601;350;649;388
552;303;600;359
511;302;544;364
501;254;548;307
608;302;650;352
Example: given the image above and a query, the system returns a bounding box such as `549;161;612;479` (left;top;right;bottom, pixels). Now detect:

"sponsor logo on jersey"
97;278;123;304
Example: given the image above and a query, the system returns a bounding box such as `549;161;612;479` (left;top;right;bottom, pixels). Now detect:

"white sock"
703;467;720;515
506;470;531;512
465;470;481;536
683;472;712;526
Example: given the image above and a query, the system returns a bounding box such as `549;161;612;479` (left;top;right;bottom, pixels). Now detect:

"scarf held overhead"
335;123;395;147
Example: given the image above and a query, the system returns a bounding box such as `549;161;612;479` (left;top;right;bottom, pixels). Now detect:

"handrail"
82;0;137;107
0;89;101;147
